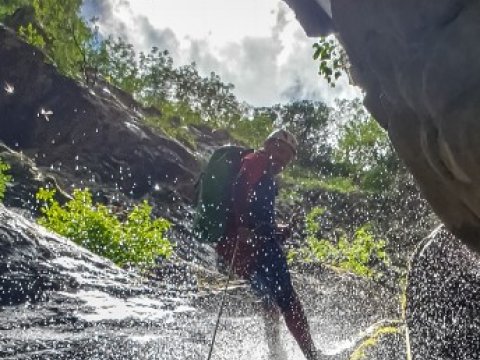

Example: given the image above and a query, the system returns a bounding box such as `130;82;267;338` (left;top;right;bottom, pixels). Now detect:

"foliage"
176;67;239;122
3;1;240;121
281;166;357;194
103;37;141;94
0;0;29;20
31;0;94;78
228;110;274;148
277;187;302;207
313;36;348;86
102;38;240;123
319;176;358;193
275;100;336;172
143;101;205;149
333;100;401;193
0;160;12;201
299;207;390;278
138;47;175;104
36;188;172;266
18;22;45;48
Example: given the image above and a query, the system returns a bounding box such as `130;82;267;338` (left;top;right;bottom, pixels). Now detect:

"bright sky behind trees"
82;0;360;106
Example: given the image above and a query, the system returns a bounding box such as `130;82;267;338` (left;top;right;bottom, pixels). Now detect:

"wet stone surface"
407;227;480;360
0;204;405;359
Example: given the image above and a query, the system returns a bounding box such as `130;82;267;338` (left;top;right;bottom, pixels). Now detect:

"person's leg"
261;301;288;360
254;238;323;360
280;291;320;360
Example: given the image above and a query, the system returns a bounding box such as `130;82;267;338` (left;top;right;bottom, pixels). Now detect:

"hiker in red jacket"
216;129;324;360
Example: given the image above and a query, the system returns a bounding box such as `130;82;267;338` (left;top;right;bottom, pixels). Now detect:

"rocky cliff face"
284;0;480;253
0;24;233;270
0;25;199;202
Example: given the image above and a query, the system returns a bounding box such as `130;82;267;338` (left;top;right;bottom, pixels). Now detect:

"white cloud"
82;0;361;106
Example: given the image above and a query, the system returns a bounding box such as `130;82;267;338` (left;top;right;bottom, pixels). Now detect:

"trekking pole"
206;236;240;360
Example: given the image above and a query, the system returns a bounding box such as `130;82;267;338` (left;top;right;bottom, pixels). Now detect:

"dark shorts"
249;238;295;311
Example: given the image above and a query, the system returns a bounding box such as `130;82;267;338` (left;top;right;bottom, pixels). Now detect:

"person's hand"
276;224;292;242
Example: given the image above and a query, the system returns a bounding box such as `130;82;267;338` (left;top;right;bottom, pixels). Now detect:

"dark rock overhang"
284;0;480;253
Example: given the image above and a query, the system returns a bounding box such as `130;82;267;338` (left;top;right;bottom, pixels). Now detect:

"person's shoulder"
243;150;268;166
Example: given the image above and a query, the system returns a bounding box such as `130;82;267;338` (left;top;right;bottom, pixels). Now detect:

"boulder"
282;0;334;36
406;226;480;359
284;0;480;252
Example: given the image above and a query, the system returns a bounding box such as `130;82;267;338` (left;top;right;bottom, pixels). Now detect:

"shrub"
281;167;358;194
0;159;11;201
36;188;172;266
298;207;390;278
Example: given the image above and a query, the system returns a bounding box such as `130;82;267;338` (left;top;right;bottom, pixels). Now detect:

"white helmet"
265;129;298;153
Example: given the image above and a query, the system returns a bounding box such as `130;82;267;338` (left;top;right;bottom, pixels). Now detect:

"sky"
82;0;361;107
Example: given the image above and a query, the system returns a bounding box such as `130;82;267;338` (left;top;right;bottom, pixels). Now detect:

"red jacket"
216;150;277;277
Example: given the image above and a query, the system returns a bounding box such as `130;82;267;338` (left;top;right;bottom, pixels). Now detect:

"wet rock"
285;0;480;252
406;226;480;359
0;211;67;305
151;256;198;292
0;142;70;215
0;25;199;201
0;203;405;359
282;0;333;36
359;330;406;360
0;203;167;306
0;203;199;358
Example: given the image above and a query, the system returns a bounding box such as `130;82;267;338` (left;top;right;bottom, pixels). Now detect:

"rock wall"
0;26;200;200
332;0;480;253
282;3;480;357
284;0;480;253
406;227;480;359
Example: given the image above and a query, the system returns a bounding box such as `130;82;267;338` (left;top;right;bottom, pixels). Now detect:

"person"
215;129;324;360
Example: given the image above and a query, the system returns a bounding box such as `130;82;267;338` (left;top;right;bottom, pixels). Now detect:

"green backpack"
193;145;253;243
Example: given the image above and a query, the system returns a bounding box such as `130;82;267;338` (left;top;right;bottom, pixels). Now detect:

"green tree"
228;110;274;148
18;22;45;48
276;100;334;172
302;207;389;278
334;100;400;192
138;47;175;105
3;1;113;84
143;101;204;149
30;0;93;78
102;37;141;94
171;64;239;124
197;72;239;123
